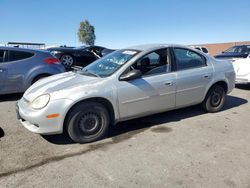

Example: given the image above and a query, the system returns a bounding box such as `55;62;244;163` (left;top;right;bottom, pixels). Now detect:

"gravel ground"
0;87;250;188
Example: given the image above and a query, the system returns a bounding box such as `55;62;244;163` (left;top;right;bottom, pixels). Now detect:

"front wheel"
65;102;110;143
202;85;226;113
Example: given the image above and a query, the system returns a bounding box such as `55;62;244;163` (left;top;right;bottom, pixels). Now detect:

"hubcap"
211;90;222;107
61;55;73;66
78;112;101;135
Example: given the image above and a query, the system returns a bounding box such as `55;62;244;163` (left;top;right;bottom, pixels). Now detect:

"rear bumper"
235;75;250;84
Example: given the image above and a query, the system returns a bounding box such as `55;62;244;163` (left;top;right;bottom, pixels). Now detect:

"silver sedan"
16;44;235;143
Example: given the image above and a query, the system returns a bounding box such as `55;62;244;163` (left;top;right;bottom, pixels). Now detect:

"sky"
0;0;250;48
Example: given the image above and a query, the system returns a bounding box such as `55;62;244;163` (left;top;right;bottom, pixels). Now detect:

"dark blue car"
215;45;250;59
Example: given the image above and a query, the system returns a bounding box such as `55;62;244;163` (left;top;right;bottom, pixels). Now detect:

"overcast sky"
0;0;249;48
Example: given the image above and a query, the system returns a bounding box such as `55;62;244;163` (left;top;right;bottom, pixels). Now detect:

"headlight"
31;94;50;109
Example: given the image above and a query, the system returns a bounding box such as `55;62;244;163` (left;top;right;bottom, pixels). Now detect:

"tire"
202;85;226;113
65;102;110;143
60;54;74;67
0;127;4;138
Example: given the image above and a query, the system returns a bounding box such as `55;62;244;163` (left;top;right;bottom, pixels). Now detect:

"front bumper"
16;97;73;135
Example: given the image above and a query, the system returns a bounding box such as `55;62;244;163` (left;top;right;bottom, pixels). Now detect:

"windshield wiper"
80;69;100;77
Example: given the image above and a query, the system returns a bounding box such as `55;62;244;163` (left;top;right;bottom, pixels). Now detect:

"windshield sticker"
122;50;137;55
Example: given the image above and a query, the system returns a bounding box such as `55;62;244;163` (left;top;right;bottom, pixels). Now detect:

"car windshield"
224;47;236;53
80;49;140;77
224;46;245;53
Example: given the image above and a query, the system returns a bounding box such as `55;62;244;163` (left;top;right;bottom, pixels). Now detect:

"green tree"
77;19;96;45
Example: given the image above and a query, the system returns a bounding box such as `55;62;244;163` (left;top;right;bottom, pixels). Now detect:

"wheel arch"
24;68;55;90
63;97;116;132
31;73;52;84
204;80;228;101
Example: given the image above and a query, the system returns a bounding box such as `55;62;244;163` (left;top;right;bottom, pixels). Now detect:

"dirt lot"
0;87;250;188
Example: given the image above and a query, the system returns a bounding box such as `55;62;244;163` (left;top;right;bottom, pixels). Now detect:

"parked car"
0;46;65;95
190;46;209;54
232;53;250;84
16;44;235;143
47;45;107;69
215;45;250;59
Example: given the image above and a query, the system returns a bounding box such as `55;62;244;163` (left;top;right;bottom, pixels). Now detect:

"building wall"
195;41;250;56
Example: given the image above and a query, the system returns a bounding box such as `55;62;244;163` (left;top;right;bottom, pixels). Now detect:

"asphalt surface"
0;87;250;187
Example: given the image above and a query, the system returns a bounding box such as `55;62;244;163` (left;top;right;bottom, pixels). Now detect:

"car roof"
0;46;48;54
126;44;194;52
232;45;250;47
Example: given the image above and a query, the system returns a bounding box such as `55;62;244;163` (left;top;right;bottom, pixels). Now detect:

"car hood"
232;59;250;76
23;72;101;102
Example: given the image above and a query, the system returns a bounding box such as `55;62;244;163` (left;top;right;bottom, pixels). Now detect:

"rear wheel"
60;54;74;67
202;85;226;112
65;102;110;143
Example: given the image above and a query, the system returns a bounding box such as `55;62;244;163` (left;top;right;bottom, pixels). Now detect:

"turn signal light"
46;113;60;119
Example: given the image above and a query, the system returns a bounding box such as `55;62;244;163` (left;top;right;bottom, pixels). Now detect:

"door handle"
203;74;211;79
164;81;173;86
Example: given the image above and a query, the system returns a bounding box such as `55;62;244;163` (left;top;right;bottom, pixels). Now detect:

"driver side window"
130;48;170;76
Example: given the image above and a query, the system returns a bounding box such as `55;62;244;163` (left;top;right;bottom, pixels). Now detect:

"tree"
77;20;96;46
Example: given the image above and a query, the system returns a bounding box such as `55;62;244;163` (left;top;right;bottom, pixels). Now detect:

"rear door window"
7;50;34;62
173;48;207;71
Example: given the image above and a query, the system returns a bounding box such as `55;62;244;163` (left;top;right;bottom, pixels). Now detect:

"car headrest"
140;57;150;66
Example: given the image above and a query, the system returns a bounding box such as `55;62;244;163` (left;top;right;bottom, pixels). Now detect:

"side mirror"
120;69;142;81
